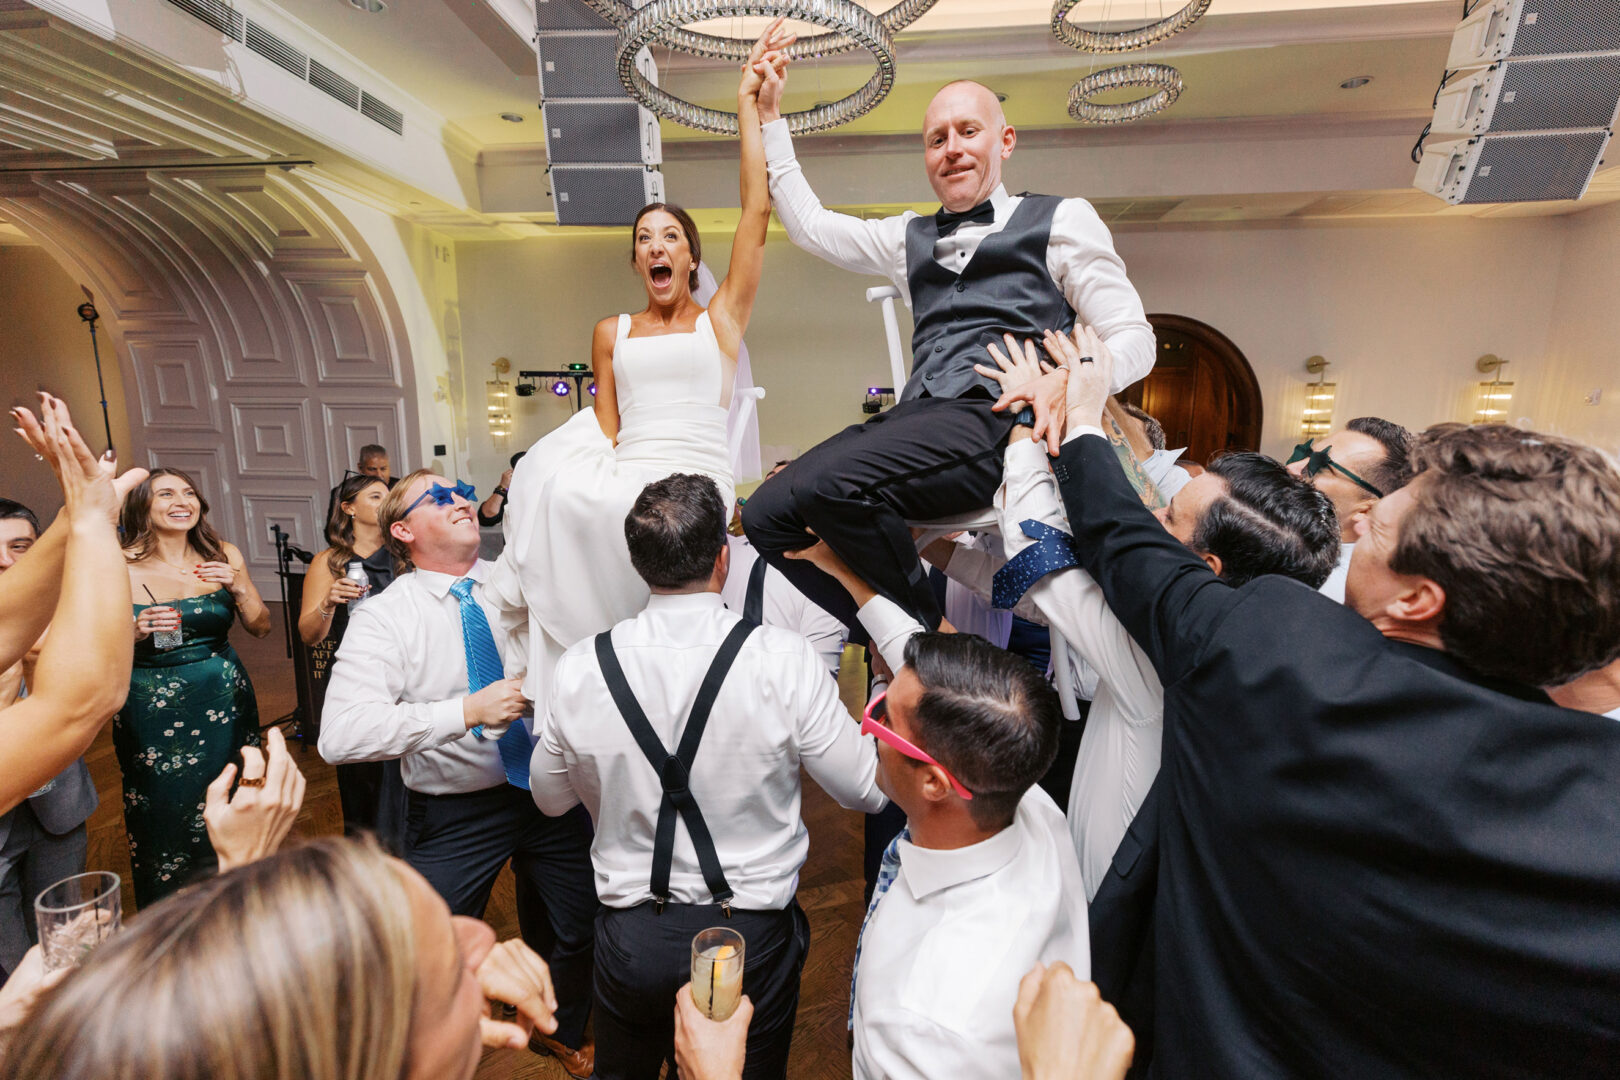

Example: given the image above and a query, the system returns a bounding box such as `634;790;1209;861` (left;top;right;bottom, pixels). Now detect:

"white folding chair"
867;287;1083;721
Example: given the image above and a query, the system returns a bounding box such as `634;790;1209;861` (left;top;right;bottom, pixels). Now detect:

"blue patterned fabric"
849;825;910;1029
992;519;1080;610
449;578;532;790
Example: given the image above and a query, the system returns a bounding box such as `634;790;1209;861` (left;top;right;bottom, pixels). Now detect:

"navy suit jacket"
1054;432;1620;1079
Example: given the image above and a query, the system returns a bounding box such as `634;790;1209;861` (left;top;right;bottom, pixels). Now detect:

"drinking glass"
36;871;121;972
691;926;745;1022
150;605;183;650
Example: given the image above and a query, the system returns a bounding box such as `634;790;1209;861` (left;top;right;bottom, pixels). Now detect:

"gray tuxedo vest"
901;194;1075;402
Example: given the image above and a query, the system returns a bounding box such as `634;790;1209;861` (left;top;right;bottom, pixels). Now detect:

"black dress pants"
742;395;1016;633
405;785;598;1048
593;900;810;1080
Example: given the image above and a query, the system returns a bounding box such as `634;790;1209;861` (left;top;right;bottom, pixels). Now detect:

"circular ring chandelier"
586;0;936;60
1067;63;1184;125
616;0;897;136
1050;0;1211;53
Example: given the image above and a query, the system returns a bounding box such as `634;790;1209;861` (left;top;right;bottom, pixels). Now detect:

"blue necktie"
849;826;909;1029
449;577;532;790
992;519;1080;610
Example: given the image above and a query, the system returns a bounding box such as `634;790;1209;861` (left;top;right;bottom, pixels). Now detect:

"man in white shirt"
1285;417;1413;603
720;532;846;673
782;540;1090;1080
741;58;1153;641
925;425;1341;900
534;473;886;1080
320;469;598;1078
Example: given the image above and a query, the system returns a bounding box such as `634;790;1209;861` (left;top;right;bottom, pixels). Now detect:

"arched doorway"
1120;314;1262;465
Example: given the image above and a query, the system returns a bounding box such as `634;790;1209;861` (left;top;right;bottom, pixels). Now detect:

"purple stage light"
588;381;597;396
551;380;571;397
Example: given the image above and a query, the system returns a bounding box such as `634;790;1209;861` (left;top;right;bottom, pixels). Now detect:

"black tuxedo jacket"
1053;432;1620;1080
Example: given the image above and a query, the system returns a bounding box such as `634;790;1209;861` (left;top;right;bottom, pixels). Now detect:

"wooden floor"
82;602;866;1080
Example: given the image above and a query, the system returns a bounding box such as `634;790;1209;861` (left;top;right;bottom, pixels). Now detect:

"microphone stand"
75;301;115;454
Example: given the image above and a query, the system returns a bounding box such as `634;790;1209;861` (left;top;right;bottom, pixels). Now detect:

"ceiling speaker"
1432;54;1620;136
1448;0;1620;69
551;165;665;226
536;0;665;225
535;0;612;32
1414;128;1612;203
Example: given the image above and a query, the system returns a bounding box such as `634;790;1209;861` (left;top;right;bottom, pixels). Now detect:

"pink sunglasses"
862;690;973;801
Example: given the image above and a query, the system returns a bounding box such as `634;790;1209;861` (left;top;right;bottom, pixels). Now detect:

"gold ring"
237;776;267;789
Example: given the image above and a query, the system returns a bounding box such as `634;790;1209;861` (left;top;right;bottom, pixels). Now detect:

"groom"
741;60;1155;632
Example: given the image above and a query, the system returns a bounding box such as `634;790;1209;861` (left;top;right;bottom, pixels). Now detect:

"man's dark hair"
1194;452;1341;589
1345;416;1414;496
1391;423;1620;686
901;632;1061;830
625;473;727;590
1121;403;1166;451
509;451;526;468
0;499;40;536
358;444;387;462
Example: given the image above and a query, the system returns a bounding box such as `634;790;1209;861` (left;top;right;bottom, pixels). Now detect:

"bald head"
922;81;1016;212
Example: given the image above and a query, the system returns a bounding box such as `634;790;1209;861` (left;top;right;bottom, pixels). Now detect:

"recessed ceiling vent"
163;0;404;135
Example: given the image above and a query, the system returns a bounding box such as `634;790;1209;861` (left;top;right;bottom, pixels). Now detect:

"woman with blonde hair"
0;836;558;1080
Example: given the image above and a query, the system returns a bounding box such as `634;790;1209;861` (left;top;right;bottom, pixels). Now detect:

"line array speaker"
536;0;664;226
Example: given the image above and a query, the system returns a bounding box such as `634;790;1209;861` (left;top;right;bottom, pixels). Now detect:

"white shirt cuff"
1062;423;1107;446
430;697;468;743
1006;437;1050;470
762;117;794;168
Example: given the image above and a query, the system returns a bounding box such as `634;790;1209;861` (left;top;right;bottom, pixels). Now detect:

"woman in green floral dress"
118;469;271;907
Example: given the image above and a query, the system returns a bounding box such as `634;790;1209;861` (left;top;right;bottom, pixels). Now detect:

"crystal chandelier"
616;0;898;135
1067;63;1183;125
1050;0;1211;54
586;0;937;60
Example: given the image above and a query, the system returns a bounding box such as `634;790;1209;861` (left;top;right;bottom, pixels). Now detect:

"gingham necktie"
449;577;532;790
849;826;909;1029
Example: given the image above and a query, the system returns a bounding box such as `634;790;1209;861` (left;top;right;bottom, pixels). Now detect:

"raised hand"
474;936;559;1048
674;982;752;1080
203;726;306;872
742;17;795;121
1014;962;1135;1080
1052;325;1115;434
12;394;147;525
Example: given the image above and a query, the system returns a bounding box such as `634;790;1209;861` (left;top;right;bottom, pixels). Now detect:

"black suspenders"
742;555;768;626
593;619;757;916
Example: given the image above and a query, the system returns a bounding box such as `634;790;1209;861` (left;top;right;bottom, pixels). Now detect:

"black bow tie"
935;200;996;237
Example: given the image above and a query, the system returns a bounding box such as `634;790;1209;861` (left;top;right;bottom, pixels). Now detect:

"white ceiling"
2;0;1615;229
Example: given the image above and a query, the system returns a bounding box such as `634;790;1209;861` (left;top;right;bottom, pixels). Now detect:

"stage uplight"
551;380;571;397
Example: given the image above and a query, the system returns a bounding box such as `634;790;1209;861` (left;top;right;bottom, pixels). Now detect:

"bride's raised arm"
708;19;794;358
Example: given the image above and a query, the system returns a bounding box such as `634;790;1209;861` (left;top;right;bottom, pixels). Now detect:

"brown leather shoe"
529;1031;594;1079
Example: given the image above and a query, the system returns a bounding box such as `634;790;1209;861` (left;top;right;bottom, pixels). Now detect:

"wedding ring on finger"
1079;356;1096;363
237;776;267;789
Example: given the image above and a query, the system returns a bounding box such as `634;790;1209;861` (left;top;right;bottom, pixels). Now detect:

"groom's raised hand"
740;17;794;118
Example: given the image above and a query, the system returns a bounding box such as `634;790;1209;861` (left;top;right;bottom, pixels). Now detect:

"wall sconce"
1300;356;1336;438
487;357;513;445
1473;354;1513;424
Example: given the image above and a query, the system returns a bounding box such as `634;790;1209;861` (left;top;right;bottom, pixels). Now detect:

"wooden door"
1121;314;1262;465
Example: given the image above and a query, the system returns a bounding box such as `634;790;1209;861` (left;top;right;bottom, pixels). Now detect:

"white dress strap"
615;313;631;343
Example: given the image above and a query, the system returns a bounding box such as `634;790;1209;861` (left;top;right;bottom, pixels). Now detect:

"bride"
486;21;792;703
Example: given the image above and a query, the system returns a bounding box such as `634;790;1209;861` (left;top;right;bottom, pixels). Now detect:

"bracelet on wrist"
319;607;333;619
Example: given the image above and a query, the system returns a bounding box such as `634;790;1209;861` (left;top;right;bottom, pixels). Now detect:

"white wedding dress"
490;310;736;704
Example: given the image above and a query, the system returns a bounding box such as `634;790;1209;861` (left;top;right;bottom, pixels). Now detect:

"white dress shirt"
850;787;1091;1080
320;561;526;796
720;535;847;674
926;438;1167;900
1143;447;1193;501
762;118;1154;393
848;592;1091;1079
1319;542;1354;604
533;592;885;911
